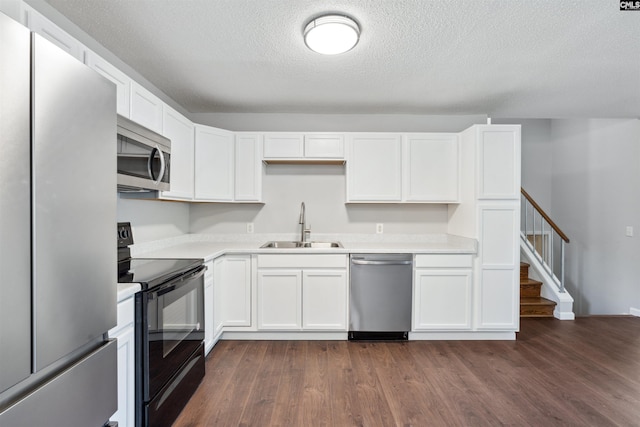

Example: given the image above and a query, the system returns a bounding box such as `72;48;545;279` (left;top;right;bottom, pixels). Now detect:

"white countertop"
133;233;477;261
117;282;140;302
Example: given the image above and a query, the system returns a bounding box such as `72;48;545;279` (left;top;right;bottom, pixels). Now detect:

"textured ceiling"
42;0;640;118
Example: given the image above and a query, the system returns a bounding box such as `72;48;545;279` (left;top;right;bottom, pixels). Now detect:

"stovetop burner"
117;222;202;290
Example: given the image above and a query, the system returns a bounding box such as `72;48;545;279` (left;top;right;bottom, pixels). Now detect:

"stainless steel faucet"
299;202;310;242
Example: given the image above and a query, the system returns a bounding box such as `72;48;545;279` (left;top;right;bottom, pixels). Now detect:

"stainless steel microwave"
117;115;171;192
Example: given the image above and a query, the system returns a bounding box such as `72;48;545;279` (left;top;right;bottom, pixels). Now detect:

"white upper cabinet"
161;106;194;200
347;133;460;203
263;133;344;161
193;127;262;202
304;134;344;158
194;125;235;201
404;133;459;202
263;134;304;158
25;5;85;62
235;133;263;201
85;51;131;117
346;134;403;202
130;81;163;134
477;126;521;200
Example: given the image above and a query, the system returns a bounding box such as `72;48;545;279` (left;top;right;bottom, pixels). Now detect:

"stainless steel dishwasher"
349;254;413;340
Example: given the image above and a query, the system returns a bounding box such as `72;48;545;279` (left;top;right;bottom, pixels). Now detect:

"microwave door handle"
147;146;158;182
157;147;166;184
147;145;166;185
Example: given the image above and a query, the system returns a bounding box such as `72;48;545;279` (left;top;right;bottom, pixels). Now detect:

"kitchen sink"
260;241;343;249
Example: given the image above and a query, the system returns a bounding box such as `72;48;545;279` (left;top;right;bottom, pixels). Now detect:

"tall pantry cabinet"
448;125;521;334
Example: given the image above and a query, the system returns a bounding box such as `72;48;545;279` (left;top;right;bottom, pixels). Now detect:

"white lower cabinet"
476;204;520;330
302;270;347;330
413;255;473;331
257;270;302;330
217;255;252;328
108;296;135;427
204;260;214;355
256;255;348;331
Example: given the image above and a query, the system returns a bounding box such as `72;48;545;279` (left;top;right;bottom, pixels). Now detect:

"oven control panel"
117;222;134;248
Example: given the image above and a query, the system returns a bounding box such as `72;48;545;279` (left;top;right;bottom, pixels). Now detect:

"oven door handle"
155;265;206;297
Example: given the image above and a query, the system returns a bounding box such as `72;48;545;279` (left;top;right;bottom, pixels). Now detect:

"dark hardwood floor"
173;317;640;426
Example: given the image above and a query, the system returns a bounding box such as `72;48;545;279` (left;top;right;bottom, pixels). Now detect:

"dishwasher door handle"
351;259;413;266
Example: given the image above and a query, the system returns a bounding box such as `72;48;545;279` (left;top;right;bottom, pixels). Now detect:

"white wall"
190;164;449;235
549;119;640;315
117;196;190;243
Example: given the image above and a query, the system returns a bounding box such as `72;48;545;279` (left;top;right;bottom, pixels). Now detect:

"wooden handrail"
521;188;570;243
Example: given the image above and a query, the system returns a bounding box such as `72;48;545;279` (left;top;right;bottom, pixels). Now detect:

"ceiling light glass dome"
304;15;360;55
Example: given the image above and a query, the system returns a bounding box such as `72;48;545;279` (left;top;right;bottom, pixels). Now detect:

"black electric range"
117;222;206;427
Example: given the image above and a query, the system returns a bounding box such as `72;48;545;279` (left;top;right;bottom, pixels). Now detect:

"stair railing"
520;188;570;293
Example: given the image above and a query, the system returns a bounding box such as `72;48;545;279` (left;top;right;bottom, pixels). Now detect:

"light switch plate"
376;223;383;234
626;226;633;237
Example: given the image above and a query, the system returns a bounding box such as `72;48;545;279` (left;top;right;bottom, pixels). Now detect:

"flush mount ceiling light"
304;14;360;55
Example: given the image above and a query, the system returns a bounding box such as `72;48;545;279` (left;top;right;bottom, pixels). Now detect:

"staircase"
520;262;556;317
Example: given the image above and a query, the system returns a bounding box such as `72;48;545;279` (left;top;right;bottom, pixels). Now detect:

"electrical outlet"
376;223;384;234
246;223;254;234
626;226;633;237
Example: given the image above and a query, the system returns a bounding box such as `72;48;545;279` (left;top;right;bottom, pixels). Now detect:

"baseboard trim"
221;331;348;340
630;307;640;317
554;308;576;320
409;331;516;341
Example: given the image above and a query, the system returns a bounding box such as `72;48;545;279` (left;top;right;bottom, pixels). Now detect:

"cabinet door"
130;81;163;133
413;270;472;330
111;325;135;427
347;134;402;201
212;259;224;337
85;51;131;117
204;275;214;355
194;125;234;201
263;134;303;158
477;126;521;200
405;134;459;202
257;270;302;330
161;106;194;200
220;256;252;327
302;270;347;330
26;6;85;61
235;133;262;201
476;204;519;330
304;134;344;158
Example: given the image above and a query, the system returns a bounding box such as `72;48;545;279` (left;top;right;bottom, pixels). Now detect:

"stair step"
520;262;530;280
520;297;556;317
520;278;543;297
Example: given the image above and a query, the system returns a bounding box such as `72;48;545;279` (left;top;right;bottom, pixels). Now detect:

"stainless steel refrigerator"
0;12;118;426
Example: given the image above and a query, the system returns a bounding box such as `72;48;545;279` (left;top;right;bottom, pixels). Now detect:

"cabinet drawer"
257;254;347;269
414;254;473;268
